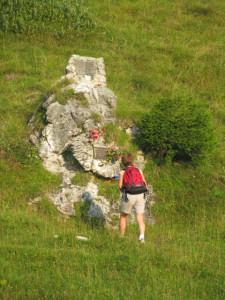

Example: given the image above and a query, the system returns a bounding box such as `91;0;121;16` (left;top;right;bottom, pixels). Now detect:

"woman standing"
119;153;148;243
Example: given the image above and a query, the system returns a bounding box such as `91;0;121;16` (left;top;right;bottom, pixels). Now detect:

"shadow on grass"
74;200;105;230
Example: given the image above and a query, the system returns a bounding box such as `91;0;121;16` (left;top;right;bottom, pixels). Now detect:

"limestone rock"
88;196;110;220
64;54;106;86
92;159;120;178
31;54;118;179
48;185;83;216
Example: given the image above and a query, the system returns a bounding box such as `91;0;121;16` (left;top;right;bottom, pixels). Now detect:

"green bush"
137;96;215;162
0;0;94;35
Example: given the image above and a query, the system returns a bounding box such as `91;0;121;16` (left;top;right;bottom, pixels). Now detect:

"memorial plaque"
74;60;97;78
85;61;97;77
94;146;107;160
74;60;86;75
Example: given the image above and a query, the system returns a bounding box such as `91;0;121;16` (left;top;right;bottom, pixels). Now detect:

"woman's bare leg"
136;213;145;238
119;213;128;236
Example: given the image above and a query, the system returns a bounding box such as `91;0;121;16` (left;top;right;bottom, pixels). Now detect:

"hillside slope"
0;1;225;299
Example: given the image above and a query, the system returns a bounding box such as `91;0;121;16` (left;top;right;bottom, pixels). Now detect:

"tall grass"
0;0;94;36
0;0;225;298
0;205;224;299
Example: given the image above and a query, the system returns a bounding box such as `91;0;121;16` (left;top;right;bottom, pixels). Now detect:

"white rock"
76;236;88;241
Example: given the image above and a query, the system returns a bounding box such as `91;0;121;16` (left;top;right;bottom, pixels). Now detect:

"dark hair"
121;153;133;167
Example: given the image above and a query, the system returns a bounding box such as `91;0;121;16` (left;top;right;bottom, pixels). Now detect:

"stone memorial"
29;54;155;224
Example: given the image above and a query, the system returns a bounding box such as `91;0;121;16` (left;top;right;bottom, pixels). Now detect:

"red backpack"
123;166;147;194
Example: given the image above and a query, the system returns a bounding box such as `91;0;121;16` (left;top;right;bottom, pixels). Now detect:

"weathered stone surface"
48;185;83;215
48;181;111;219
92;159;120;178
88;196;110;220
33;54;118;179
64;54;106;86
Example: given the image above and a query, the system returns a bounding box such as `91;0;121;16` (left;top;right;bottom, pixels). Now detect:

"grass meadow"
0;0;225;299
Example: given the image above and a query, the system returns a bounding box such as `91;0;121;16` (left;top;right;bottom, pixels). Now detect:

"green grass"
71;171;93;187
104;123;139;154
0;0;225;298
95;177;120;204
54;88;76;105
0;0;94;35
0;207;224;299
71;171;119;204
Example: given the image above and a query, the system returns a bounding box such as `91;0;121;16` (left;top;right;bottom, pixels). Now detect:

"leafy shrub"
137;96;215;162
0;0;94;35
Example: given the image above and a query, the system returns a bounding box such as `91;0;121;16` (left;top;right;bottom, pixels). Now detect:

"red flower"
89;129;100;140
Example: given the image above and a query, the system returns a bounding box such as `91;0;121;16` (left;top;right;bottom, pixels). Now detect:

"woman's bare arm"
119;170;125;190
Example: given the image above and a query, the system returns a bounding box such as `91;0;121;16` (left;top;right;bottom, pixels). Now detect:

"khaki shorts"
120;193;146;215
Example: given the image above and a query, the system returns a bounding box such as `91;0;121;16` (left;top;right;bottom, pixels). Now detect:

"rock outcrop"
31;54;120;180
29;54;155;224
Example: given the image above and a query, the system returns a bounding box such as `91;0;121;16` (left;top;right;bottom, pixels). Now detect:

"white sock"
139;234;144;240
